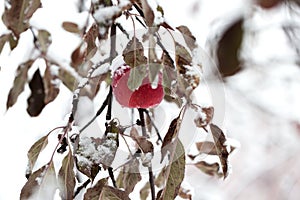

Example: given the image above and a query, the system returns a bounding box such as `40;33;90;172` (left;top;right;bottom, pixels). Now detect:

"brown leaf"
2;0;41;37
43;64;59;104
178;187;192;200
210;124;229;179
123;37;147;68
21;163;57;199
37;29;51;54
159;140;185;200
83;178;108;200
175;42;192;74
58;151;76;200
58;68;77;91
176;25;197;51
196;141;218;155
0;34;9;54
27;68;46;116
140;182;150;200
100;186;131;200
131;129;154;153
217;18;244;77
6;60;33;109
160;116;181;162
62;21;80;33
194;161;223;177
27;135;49;176
116;158;141;194
194;106;214;128
83;24;98;59
140;0;154;26
71;45;85;70
154;167;167;188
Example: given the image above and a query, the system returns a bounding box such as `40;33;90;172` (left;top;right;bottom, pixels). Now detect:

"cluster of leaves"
1;0;238;199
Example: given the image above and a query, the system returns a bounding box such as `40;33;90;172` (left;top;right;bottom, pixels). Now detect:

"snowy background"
1;0;300;199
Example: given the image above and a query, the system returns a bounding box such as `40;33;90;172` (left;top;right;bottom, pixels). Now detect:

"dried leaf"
58;68;77;91
175;42;192;74
71;45;85;70
123;37;147;68
131;132;153;153
37;29;51;54
161;116;180;162
6;60;33;109
178;187;192;200
139;182;150;200
176;25;197;51
116;158;141;194
2;0;41;37
210;124;229;179
84;24;98;59
21;163;57;200
127;64;147;91
194;161;222;177
159;140;185;200
83;178;108;200
0;34;9;54
62;21;80;33
195;141;218;155
154;167;167;188
27;69;46;116
217;18;244;77
194;107;214;128
58;151;75;200
43;65;59;104
27;135;49;176
100;186;131;200
140;0;154;26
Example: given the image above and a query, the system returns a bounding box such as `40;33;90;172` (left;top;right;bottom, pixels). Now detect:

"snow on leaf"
2;0;41;37
116;158;141;194
100;186;131;200
123;37;147;68
27;135;49;176
58;150;75;200
159;140;185;200
6;60;33;109
127;64;147;91
176;25;197;52
83;178;108;200
27;68;46;116
194;161;223;178
62;21;80;33
58;68;77;91
216;18;244;77
194;106;214;128
43;64;60;105
21;163;57;200
178;187;192;200
210;123;230;179
161;116;181;162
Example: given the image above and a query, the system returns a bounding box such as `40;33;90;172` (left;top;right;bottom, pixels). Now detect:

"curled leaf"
58;150;75;200
176;25;197;51
161;116;181;162
6;60;34;109
140;0;154;26
2;0;41;37
217;18;244;77
26;135;49;177
194;161;223;177
83;178;108;200
27;69;46;116
210;124;230;179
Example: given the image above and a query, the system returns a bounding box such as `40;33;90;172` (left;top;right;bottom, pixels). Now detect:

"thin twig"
144;109;163;142
73;179;91;198
138;108;155;200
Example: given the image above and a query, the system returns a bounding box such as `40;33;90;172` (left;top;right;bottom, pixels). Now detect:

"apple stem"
138;108;155;200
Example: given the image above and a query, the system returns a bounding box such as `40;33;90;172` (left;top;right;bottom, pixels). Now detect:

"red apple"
112;65;164;108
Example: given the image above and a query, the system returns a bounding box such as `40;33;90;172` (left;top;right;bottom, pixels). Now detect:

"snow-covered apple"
112;65;164;108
